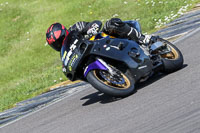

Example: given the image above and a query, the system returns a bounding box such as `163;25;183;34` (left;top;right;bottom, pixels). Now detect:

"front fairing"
61;32;153;82
89;37;153;81
60;32;84;80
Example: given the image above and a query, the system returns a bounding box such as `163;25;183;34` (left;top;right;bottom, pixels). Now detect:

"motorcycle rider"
46;18;157;52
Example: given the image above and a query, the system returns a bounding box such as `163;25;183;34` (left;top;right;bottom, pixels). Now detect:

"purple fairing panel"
84;60;108;77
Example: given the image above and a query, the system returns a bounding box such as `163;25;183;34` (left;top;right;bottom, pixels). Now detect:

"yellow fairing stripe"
89;32;116;41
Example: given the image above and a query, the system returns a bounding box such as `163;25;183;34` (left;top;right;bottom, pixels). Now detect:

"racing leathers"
62;18;157;47
102;18;156;44
67;20;103;40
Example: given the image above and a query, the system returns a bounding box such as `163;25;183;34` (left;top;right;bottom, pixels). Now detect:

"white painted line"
174;27;200;44
165;31;188;40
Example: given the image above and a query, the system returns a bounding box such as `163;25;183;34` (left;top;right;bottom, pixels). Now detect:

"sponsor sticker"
68;54;79;71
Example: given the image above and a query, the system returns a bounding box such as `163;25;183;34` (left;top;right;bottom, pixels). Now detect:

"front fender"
84;59;108;77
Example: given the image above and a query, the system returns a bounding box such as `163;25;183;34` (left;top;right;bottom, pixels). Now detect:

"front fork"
84;58;114;77
150;53;164;73
149;41;169;73
84;58;119;78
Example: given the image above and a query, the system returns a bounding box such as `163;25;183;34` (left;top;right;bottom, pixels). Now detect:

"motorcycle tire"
159;38;184;73
86;67;135;97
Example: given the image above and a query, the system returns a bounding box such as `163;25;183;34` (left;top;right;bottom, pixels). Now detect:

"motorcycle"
61;21;184;97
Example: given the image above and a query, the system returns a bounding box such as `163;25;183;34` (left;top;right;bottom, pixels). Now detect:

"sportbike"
61;21;183;97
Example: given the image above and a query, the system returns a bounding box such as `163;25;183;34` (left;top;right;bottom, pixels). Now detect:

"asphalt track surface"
1;29;200;133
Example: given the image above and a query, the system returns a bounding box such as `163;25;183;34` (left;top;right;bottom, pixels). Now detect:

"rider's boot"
138;35;159;47
124;24;159;46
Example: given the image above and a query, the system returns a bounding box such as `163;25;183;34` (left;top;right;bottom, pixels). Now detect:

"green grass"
0;0;199;111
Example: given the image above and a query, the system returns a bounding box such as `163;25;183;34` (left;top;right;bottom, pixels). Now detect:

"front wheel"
86;66;135;97
158;38;184;73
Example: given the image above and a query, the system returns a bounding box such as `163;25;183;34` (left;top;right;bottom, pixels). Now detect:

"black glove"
84;20;102;39
103;18;125;35
87;23;100;36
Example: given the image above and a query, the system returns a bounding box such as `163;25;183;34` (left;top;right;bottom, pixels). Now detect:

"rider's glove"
84;21;102;39
103;18;142;40
103;18;125;34
87;23;100;36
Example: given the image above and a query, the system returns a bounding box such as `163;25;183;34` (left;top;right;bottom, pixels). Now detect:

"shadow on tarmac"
81;92;122;106
80;64;188;106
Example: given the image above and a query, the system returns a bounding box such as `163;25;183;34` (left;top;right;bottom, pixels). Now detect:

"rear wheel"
158;38;184;73
86;66;135;97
